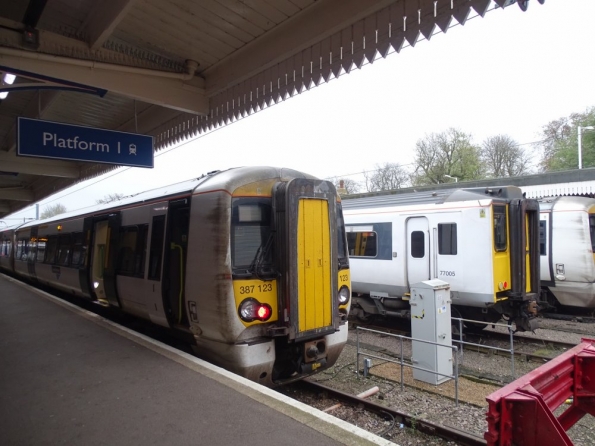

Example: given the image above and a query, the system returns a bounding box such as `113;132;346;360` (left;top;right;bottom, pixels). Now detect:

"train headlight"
238;297;273;323
338;286;350;305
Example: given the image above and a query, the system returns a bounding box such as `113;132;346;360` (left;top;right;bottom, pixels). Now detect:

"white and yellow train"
342;187;540;332
0;166;351;386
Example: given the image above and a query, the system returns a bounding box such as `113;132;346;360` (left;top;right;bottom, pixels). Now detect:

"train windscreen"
231;198;274;274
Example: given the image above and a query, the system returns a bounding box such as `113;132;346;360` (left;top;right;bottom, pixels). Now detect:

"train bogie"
0;167;350;386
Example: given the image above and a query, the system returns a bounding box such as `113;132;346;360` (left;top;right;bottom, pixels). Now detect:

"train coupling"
303;339;327;363
513;299;540;332
514;316;540;333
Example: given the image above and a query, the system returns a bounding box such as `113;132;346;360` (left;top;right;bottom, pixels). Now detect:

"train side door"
162;198;190;327
87;214;121;307
406;217;430;287
145;207;168;327
539;213;552;283
27;226;38;280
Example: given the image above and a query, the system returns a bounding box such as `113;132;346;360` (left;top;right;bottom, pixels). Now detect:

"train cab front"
230;177;350;386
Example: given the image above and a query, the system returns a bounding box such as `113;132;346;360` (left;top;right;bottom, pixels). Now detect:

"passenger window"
493;205;507;252
44;236;58;264
346;231;377;257
438;223;457;255
411;231;425;258
71;232;86;267
0;240;8;256
57;234;72;266
148;216;165;281
16;238;29;261
36;237;47;263
590;216;595;253
117;225;148;277
539;220;547;256
28;238;37;262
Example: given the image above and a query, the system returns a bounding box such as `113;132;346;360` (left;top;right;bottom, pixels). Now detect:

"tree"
481;135;532;178
332;178;361;194
363;162;410;192
411;128;483;186
96;193;125;204
41;203;67;219
538;107;595;171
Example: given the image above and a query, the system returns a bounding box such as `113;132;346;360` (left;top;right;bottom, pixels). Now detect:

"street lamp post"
444;174;458;183
578;125;595;169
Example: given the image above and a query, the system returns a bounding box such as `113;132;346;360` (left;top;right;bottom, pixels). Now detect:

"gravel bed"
303;322;595;445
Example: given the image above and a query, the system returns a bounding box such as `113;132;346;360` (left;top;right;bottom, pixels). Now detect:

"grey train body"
0;166;351;386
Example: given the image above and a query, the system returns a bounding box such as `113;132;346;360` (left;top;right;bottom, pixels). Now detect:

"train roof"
341;186;525;210
13;166;318;230
538;195;595;212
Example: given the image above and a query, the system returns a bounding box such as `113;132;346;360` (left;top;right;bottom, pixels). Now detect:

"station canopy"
0;0;536;220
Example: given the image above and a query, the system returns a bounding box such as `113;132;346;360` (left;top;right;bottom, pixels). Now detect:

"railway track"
542;312;595;324
295;380;487;446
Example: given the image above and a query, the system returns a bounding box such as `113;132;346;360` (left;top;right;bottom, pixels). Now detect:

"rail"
355;326;460;405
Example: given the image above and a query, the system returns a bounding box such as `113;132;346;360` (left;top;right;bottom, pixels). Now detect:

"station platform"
0;274;394;446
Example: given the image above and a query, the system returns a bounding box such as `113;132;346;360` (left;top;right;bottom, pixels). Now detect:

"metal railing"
355;326;460;406
451;317;515;378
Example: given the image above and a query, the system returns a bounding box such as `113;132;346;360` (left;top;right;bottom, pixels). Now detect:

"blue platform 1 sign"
17;117;154;168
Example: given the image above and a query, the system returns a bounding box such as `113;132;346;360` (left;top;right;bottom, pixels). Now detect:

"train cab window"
590;216;595;252
148;216;165;281
346;231;377;257
231;198;273;272
493;206;507;252
44;236;58;263
117;225;148;277
438;223;457;255
410;231;425;258
539;220;547;256
71;233;86;267
36;238;47;262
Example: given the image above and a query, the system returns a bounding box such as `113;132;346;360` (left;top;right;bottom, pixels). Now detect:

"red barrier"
485;338;595;446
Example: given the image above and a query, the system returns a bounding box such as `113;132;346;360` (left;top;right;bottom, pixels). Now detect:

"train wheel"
356;311;375;324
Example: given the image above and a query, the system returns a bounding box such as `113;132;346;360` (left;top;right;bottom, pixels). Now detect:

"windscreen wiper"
249;232;277;280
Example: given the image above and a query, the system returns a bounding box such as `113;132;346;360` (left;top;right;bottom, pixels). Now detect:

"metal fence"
451;317;516;378
355;326;460;406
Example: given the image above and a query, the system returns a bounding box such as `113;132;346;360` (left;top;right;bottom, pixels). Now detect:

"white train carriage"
0;167;351;386
539;196;595;309
342;187;540;332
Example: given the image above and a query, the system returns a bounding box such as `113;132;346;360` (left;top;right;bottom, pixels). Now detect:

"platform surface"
0;274;394;446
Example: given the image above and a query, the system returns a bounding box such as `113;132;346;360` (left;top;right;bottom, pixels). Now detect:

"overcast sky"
6;0;595;222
